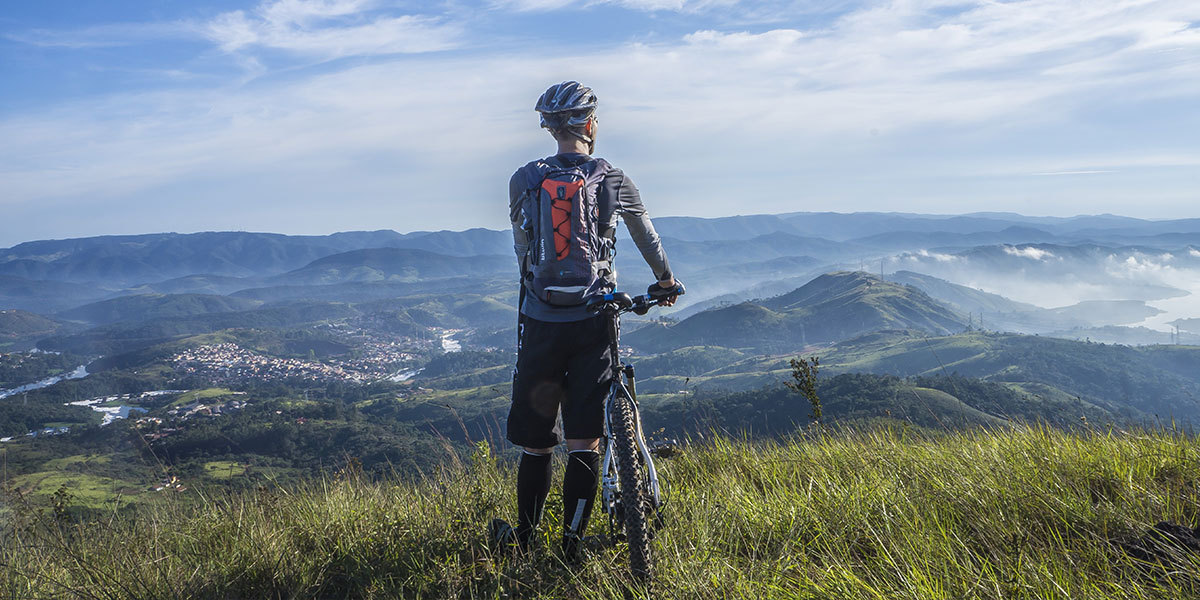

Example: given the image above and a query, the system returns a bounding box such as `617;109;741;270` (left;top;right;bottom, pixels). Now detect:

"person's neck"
556;139;591;155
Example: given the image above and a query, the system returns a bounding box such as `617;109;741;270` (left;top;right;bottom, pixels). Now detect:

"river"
0;363;90;400
67;399;150;426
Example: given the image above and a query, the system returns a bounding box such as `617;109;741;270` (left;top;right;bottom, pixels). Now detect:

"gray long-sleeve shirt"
510;152;672;322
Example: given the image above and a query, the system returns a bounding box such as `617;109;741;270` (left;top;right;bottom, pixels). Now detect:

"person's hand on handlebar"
647;278;684;307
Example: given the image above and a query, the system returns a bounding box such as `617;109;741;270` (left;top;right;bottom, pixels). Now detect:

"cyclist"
492;80;680;562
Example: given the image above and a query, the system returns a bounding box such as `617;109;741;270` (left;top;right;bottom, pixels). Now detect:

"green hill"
40;301;361;356
818;330;1200;420
58;293;262;326
627;271;967;353
0;309;62;339
4;428;1198;599
626;329;1200;423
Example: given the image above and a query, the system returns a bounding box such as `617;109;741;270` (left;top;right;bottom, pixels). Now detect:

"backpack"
518;158;614;306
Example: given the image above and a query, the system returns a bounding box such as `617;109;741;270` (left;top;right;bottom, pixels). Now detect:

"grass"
42;454;112;471
3;426;1200;599
167;388;238;408
201;461;247;481
6;471;142;510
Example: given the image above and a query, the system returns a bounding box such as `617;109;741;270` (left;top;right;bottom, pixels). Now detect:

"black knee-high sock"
562;450;601;539
516;451;552;546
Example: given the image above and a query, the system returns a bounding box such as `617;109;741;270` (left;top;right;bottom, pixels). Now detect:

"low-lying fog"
890;245;1200;334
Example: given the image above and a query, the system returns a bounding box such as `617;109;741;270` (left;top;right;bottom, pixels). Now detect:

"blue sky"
1;0;1198;246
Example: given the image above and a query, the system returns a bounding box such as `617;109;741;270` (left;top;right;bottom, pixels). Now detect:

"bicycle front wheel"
610;388;652;584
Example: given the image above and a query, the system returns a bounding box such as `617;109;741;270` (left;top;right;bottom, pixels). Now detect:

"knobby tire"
611;389;652;585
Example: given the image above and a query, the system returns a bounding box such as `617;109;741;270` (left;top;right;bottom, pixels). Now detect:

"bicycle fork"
600;377;664;531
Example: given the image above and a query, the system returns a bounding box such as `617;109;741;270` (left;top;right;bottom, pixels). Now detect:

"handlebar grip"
648;281;686;299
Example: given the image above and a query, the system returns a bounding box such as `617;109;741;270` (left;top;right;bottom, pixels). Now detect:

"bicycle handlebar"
586;283;685;316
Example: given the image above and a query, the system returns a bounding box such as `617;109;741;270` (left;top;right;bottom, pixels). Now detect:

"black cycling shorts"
507;314;614;449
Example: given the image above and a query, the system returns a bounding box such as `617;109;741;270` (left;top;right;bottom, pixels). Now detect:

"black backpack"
518;158;613;306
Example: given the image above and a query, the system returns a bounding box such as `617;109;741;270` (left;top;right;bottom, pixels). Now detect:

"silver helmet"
535;81;597;142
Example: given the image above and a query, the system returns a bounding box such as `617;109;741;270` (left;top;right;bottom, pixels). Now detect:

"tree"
785;355;822;423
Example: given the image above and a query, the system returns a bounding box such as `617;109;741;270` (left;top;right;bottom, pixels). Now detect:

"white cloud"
1034;170;1116;176
1003;245;1054;260
904;249;958;262
1191;249;1200;258
205;0;460;58
5;0;460;59
494;0;739;12
4;22;199;48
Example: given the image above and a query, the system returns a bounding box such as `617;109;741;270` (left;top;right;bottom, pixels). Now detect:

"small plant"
51;484;74;526
785;355;822;423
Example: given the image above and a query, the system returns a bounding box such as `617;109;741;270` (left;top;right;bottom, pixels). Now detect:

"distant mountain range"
2;211;1197;351
0;228;512;289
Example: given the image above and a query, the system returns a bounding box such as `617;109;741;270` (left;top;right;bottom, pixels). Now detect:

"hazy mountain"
267;249;511;286
131;274;257;296
0;232;344;286
1044;326;1200;346
0;275;110;313
0;309;64;340
650;214;812;241
1046;300;1164;325
884;271;1040;314
0;229;510;289
57;294;263;326
650;212;1200;243
882;270;1097;333
231;275;513;304
850;226;1059;252
385;228;511;257
626;271;967;353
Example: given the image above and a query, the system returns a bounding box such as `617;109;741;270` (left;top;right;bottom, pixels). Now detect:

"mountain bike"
585;284;684;585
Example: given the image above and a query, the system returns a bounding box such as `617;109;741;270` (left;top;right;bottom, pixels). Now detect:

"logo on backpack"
520;159;613;306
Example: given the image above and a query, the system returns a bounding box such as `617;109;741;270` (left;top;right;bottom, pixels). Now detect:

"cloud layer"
2;0;1199;244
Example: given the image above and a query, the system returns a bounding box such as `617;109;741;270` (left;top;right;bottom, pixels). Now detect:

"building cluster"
327;341;417;378
171;343;370;384
170;340;425;385
166;395;248;419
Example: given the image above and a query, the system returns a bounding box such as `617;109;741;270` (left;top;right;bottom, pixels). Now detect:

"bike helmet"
535;81;597;141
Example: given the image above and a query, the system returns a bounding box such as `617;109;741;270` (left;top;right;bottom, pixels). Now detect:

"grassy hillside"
628;272;966;353
4;427;1198;598
640;331;1200;423
819;330;1200;420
